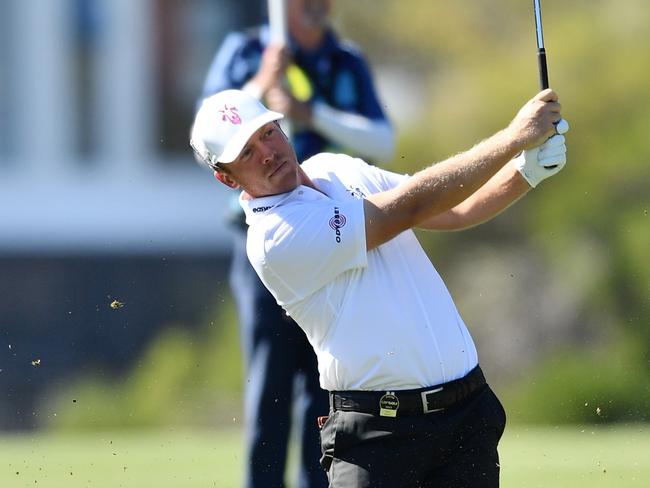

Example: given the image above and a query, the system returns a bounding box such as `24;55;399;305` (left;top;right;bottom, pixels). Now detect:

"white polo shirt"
240;153;478;391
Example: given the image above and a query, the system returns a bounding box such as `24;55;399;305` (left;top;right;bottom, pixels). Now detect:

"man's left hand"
512;131;568;188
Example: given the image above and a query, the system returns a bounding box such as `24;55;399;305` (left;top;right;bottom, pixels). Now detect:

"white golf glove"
512;118;569;188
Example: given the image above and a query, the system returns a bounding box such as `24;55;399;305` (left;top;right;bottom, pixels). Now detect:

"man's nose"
260;144;275;165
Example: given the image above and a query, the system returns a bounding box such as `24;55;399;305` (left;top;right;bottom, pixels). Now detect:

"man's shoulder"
324;30;364;59
245;194;322;266
328;37;371;71
302;153;369;177
337;39;364;58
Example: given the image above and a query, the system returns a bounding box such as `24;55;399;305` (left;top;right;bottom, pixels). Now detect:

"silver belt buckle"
421;386;444;414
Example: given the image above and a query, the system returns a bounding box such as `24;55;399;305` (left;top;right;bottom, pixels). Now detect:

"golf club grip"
537;48;549;90
538;48;557;168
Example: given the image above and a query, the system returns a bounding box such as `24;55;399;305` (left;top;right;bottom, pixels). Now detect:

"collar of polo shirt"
240;185;326;226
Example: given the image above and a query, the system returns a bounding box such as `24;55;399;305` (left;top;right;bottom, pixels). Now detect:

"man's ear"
214;170;240;189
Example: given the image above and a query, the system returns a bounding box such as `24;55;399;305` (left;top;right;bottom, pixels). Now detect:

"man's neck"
241;180;322;201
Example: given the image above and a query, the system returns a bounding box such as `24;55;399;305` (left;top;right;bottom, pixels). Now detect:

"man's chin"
269;160;287;178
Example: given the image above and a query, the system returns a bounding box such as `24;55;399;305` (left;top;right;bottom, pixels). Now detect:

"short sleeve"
305;153;408;192
370;165;410;191
247;197;367;306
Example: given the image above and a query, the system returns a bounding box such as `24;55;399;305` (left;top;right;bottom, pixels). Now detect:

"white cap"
190;89;284;166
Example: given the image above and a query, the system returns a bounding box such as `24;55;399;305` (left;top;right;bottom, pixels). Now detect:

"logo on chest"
346;186;366;199
329;207;347;243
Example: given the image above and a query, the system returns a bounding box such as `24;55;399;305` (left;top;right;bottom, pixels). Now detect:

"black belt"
329;366;486;417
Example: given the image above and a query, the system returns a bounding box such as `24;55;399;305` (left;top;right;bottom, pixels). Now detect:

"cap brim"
217;110;284;163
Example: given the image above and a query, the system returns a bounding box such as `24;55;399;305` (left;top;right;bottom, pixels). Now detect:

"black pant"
319;384;506;487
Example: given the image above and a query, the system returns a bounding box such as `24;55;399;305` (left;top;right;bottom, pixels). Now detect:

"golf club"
267;0;292;138
533;0;549;90
533;0;568;169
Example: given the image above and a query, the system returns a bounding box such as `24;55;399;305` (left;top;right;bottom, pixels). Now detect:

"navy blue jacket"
200;25;389;162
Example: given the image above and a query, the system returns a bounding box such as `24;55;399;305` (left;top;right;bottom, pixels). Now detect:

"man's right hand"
507;89;563;151
250;44;290;96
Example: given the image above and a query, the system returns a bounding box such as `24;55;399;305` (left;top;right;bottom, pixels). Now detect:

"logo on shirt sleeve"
329;207;347;243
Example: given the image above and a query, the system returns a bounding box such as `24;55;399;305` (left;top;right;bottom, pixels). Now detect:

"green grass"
1;425;649;487
500;425;650;487
1;428;244;488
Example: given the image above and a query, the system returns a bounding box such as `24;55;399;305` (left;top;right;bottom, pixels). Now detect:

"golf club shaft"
533;0;558;168
533;0;549;90
267;0;292;138
268;0;288;45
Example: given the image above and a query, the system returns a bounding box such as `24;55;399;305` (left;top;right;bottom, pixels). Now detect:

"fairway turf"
1;425;649;487
500;425;650;487
1;428;244;488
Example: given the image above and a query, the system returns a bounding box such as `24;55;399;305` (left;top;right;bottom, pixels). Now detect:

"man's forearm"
364;127;522;250
373;127;521;223
418;163;531;231
363;89;561;250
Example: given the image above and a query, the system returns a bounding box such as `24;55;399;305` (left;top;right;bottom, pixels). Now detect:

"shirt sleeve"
311;103;395;162
344;155;409;191
248;198;367;306
370;165;410;191
351;51;389;121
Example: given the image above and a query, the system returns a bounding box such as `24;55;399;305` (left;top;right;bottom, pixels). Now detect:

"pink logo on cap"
218;104;241;125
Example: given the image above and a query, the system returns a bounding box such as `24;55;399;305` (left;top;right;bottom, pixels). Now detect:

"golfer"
190;88;568;487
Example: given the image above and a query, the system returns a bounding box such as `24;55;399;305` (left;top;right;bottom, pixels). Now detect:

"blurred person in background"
197;0;394;486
